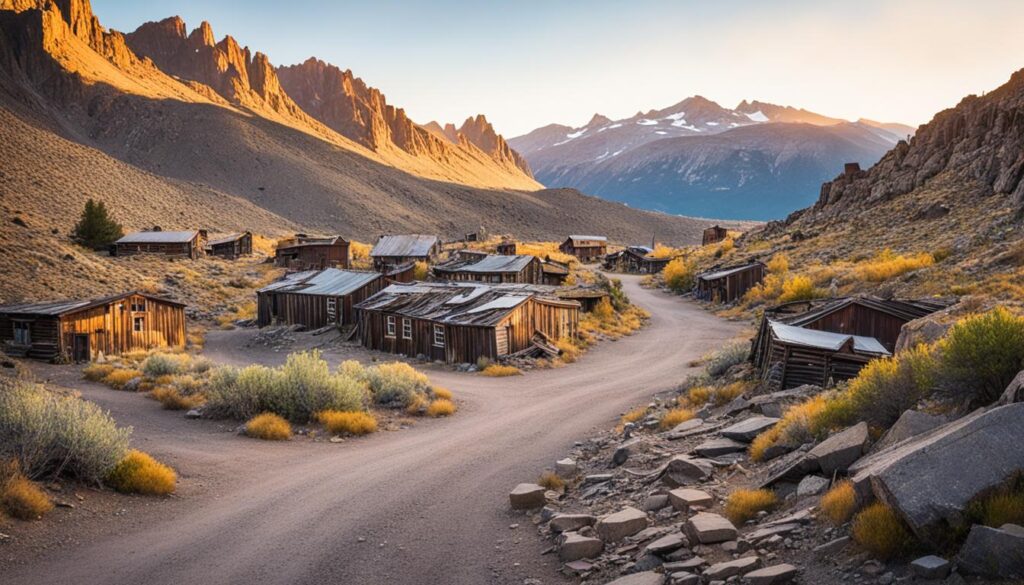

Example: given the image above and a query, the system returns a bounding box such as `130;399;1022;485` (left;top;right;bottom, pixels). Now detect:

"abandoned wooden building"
370;235;442;271
432;253;543;284
751;296;949;390
257;268;385;329
113;230;206;259
206;232;253;259
355;282;580;364
603;246;672;274
695;262;765;303
540;258;570;286
0;292;186;362
274;235;350;270
702;225;729;246
496;240;517;255
559;235;608;262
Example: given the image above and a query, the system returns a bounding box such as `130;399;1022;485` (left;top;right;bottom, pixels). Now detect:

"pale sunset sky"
94;0;1024;137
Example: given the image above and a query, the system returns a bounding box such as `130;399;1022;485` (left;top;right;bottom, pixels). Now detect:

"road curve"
5;275;745;585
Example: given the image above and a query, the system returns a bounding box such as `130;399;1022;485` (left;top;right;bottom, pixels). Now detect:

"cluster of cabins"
111;229;253;260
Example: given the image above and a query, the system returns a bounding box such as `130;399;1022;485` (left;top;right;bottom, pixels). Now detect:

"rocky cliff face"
458;114;532;176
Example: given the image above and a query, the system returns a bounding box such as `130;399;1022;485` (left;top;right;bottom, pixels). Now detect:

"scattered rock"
556;458;578;477
659;456;715;487
795;475;829;497
559;531;604;562
998;370;1024;405
744;563;799;585
910;555;951;579
584;473;614;485
667;571;699;585
702;556;760;580
813;536;850;555
746;523;800;542
184;409;202;420
550;513;596;533
956;524;1024;579
684;512;737;544
645;533;687;555
719;416;779;443
509;483;547;510
668;488;714;511
605;571;665;585
644;494;671;511
807;421;869;475
871;410;946;452
596;506;649;542
694;437;748;457
613;445;632;466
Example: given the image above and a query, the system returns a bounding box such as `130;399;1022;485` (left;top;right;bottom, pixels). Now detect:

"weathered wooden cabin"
751;296;949;390
540;258;570;286
257;269;384;329
603;246;672;274
702;225;729;246
274;235;350;270
559;235;608;262
0;292;186;362
496;240;517;255
555;287;612;312
356;282;580;364
113;230;206;259
433;253;543;284
370;235;442;271
206;232;253;259
695;262;765;303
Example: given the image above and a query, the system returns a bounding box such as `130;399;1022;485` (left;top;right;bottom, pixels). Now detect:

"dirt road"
4;276;745;585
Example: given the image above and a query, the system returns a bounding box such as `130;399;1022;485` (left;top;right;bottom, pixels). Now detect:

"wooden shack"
695;262;765;303
751;296;950;390
356;282;579;364
257;269;384;329
559;235;608;262
274;235;350;270
433;253;543;284
206;232;253;259
114;230;206;259
0;292;185;362
603;246;672;274
496;240;517;255
702;225;729;246
370;235;441;271
540;258;570;286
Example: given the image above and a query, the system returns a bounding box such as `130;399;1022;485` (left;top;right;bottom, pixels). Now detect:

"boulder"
702;556;761;579
998;370;1024;405
684;512;737;544
645;533;687;555
659;456;715;487
596;506;649;542
555;458;578;477
746;523;800;542
668;488;714;511
744;563;799;585
612;445;631;466
694;437;748;457
605;572;665;585
669;418;704;434
807;422;869;475
584;473;614;484
667;572;699;585
956;524;1024;579
550;513;596;533
720;416;779;443
509;483;546;509
1002;523;1024;537
665;557;704;571
871;410;946;453
795;475;830;497
644;493;671;511
849;403;1024;544
910;555;951;579
894;314;952;353
559;531;604;562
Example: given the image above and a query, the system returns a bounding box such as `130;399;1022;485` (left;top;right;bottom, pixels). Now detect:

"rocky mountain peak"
190;20;214;47
587;113;612;127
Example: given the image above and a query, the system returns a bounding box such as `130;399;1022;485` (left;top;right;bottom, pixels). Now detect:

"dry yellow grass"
431;386;453;401
103;368;142;390
83;363;115;382
686;385;713;407
405;393;427;415
555;337;580;363
854;249;935;282
105;450;177;496
749;395;830;462
1;476;53;520
317;410;378;435
481;364;521;377
852;502;914;559
724;488;778;524
620;406;648;426
778;275;822;303
820;480;857;525
426;399;457;417
766;253;790;274
245;413;292;440
538;471;565;491
659;407;695;430
150;386;204;410
980;491;1024;528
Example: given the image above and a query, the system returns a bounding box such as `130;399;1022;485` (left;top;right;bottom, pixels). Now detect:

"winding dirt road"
4;276;745;585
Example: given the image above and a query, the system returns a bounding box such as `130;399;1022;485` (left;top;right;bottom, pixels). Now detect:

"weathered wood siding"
761;340;873;390
276;242;350;270
115;237;203;259
800;304;908;352
210;233;253;259
435;258;543;284
257;278;384;328
697;264;765;303
559;239;607;262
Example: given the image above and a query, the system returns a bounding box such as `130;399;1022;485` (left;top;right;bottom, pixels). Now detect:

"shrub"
663;257;697;292
141;353;189;378
245;413;292;440
724;489;778;524
704;342;749;377
778;275;823;303
431;386;453;401
150;386;204;410
83;363;115;382
820;480;857;525
749;395;830;462
71;198;123;249
538;471;565;491
593;297;615;321
366;362;431;407
190;357;214;374
103;368;142;390
766;253;790;274
980;492;1024;528
338;360;367;382
405;393;427;415
936;307;1024;408
475;356;494;371
711;381;750;406
659;407;694;430
854;249;935;282
412;260;430;280
481;364;522;377
105;450;176;495
317;410;378;435
1;476;53;519
852;502;914;559
0;379;130;483
426;399;457;417
620;406;647;427
686;385;713;407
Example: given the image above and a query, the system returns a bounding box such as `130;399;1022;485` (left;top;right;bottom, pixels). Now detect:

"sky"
93;0;1024;138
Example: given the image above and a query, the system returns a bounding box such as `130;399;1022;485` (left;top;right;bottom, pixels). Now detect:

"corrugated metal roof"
207;233;246;246
116;231;198;244
370;235;439;258
276;235;345;251
258;269;381;296
0;291;185;316
770;322;890;355
568;235;607;242
698;262;763;281
434;254;535;274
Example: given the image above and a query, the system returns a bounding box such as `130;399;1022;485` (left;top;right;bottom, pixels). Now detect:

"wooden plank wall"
257;279;384;328
61;295;185;358
801;305;907;351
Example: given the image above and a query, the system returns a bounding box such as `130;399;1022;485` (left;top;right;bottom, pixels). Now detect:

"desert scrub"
431;386;453;401
150;386;204;410
766;253;789;274
245;413;292;440
105;450;176;495
749;395;830;462
703;342;750;377
317;410;378;436
538;471;565;491
141;352;190;378
852;502;914;559
659;407;694;430
83;363;115;382
426;399;457;417
778;275;824;303
555;337;580;363
685;385;713;407
103;368;142;390
663;256;697;292
0;379;130;482
935;307;1024;408
854;249;935;282
1;475;53;520
481;364;522;377
366;362;431;407
820;480;857;525
724;488;778;524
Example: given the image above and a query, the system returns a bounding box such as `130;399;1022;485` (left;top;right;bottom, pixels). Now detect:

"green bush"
365;362;431;408
704;341;750;377
0;378;131;483
141;353;189;378
936;307;1024;408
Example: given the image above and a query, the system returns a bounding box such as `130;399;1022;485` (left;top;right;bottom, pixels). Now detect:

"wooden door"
73;334;90;362
496;326;510;356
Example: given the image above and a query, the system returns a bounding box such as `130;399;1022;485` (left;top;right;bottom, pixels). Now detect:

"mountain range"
510;97;916;220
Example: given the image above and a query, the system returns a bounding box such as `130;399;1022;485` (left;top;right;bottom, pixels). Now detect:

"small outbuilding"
496;240;517;255
257;268;385;329
695;262;765;303
540;258;571;286
0;292;186;362
206;232;253;259
113;230;206;259
559;235;608;263
702;225;729;246
370;235;442;271
604;246;672;274
274;235;350;270
433;253;543;284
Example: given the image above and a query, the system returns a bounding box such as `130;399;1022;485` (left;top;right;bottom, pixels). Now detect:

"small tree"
72;199;123;249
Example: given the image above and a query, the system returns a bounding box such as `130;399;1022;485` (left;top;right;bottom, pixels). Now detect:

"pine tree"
72;198;124;249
